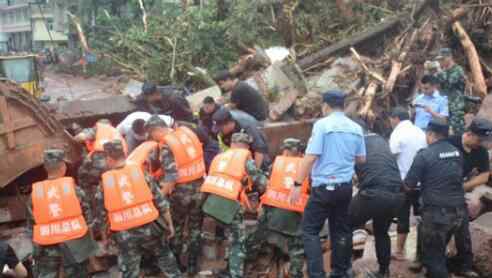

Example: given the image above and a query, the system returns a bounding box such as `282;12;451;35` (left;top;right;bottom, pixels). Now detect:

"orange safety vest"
86;123;128;156
101;164;159;231
126;141;160;178
201;148;252;203
261;156;310;213
32;177;89;245
159;126;205;183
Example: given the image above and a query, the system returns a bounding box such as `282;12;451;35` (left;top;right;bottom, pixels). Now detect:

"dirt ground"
41;69;119;103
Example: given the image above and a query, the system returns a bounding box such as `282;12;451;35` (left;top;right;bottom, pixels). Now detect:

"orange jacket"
126;141;160;178
261;156;310;213
86;123;128;156
159;126;205;183
201;148;252;205
101;164;159;231
32;177;89;245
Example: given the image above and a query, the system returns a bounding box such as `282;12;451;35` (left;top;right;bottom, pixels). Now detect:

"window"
46;18;53;30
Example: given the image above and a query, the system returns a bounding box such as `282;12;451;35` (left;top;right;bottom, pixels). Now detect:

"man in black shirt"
447;117;492;278
136;82;195;122
405;118;467;278
350;123;405;278
214;70;268;121
448;117;491;191
212;107;269;169
199;96;221;138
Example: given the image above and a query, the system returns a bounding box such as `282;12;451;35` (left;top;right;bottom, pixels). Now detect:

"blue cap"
322;90;345;104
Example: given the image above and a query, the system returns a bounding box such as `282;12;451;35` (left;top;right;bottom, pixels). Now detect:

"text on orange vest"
159;126;205;183
261;156;310;213
32;177;89;245
101;164;159;231
201;148;252;202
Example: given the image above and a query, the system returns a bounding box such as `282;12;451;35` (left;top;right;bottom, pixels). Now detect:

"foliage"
76;0;409;86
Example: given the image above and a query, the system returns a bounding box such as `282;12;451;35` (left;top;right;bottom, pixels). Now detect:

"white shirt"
117;112;174;151
389;120;427;179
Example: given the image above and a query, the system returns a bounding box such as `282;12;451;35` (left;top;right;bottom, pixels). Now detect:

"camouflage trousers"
448;95;465;135
169;180;205;274
116;236;181;278
225;211;247;278
246;208;304;278
420;206;467;278
33;255;88;278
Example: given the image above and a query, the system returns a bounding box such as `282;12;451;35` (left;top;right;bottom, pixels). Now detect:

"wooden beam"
0;96;15;149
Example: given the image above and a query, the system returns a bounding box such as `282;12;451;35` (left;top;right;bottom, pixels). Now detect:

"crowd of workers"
1;47;491;278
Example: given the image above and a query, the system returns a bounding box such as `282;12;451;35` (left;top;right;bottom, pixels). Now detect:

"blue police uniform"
302;91;366;278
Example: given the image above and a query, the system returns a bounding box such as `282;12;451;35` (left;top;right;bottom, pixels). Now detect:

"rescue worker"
201;132;268;278
445;118;492;278
212;107;270;169
290;90;366;278
245;138;308;278
435;48;466;134
145;115;206;275
404;118;467;278
76;119;128;238
27;149;95;278
349;120;405;278
94;140;181;278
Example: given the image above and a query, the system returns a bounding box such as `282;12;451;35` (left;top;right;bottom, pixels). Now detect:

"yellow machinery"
0;55;42;97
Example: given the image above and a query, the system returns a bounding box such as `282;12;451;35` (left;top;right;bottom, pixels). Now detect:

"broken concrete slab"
187;86;222;113
306;57;362;94
469;221;492;277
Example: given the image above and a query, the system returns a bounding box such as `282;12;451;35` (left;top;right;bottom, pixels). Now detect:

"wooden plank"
0;96;15;149
0;118;37;136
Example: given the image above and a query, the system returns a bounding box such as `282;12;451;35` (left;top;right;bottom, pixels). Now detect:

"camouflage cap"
43;149;65;166
103;140;126;158
281;138;302;152
231;132;252;145
144;115;168;130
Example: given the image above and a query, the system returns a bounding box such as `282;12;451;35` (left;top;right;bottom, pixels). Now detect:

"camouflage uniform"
27;149;94;278
225;158;268;278
94;154;181;278
159;142;205;274
245;138;305;278
436;64;466;134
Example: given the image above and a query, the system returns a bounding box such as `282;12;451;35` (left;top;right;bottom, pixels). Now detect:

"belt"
317;182;351;188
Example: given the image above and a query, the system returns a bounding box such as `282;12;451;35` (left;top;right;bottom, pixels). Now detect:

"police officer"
290;90;366;278
404;118;467;278
349;121;405;278
246;138;308;278
94;140;181;278
145;115;206;275
201;132;268;278
27;149;95;278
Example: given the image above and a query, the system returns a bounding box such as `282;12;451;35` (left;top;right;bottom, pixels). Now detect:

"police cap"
427;118;449;137
322;90;345;105
144;115;168;131
212;108;233;127
43;149;65;167
468;117;492;140
231;132;252;145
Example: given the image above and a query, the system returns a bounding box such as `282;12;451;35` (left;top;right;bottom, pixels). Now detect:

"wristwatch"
294;181;302;187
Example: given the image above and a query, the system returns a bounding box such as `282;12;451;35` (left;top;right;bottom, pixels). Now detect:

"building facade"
0;0;68;53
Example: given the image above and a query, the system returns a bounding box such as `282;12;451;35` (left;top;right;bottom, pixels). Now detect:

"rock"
466;185;492;220
469;220;492;277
